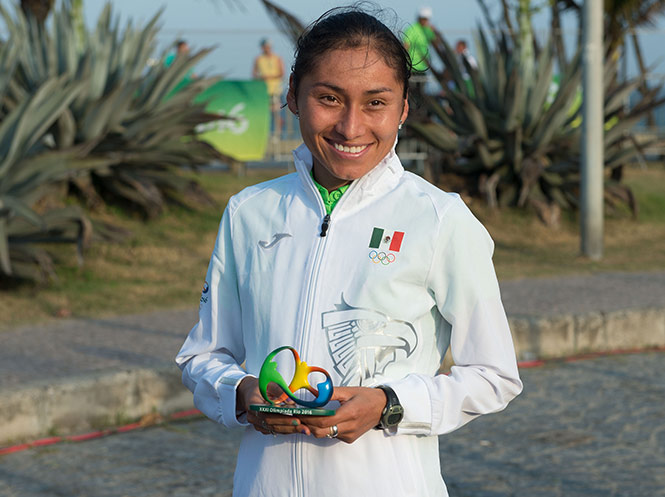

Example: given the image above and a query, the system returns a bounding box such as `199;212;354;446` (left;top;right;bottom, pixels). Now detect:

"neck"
312;162;351;192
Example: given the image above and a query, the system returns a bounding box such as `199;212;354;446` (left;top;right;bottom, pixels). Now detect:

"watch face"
385;405;404;427
387;412;402;425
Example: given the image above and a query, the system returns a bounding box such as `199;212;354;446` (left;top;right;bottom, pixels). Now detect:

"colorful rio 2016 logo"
258;346;333;408
368;250;396;265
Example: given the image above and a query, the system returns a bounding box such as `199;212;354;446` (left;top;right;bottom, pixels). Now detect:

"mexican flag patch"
368;227;405;252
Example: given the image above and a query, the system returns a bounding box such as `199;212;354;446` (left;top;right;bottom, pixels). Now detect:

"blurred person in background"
164;39;197;93
455;38;477;94
253;37;286;135
402;6;436;96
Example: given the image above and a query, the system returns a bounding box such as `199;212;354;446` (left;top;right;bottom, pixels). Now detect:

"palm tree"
260;0;305;44
553;0;665;126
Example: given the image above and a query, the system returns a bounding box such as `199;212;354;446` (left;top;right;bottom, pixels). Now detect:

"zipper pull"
320;214;330;237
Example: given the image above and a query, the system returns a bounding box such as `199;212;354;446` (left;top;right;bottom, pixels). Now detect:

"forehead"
303;46;402;90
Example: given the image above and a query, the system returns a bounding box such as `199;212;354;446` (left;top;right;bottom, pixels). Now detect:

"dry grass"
478;164;665;280
1;163;664;330
0;169;285;331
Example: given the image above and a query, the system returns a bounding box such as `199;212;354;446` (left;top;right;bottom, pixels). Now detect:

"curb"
2;306;664;448
0;366;193;447
509;307;665;361
0;409;203;457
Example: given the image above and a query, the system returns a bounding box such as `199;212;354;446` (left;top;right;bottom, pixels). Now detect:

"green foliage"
0;1;231;281
409;26;664;223
0;42;104;280
2;1;226;218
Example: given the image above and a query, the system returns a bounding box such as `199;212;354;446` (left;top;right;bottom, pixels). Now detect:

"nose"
334;104;365;140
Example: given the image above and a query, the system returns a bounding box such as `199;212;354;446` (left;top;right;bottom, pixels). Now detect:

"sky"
79;0;486;79
73;0;665;82
0;0;662;81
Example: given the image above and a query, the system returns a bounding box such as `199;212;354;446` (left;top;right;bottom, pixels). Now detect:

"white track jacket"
176;143;522;497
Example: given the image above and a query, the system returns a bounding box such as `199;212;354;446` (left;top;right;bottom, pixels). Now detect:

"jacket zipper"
294;174;357;496
320;214;330;236
297;223;330;497
294;187;330;497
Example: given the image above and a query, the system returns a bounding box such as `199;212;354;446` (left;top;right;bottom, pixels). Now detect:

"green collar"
311;172;350;215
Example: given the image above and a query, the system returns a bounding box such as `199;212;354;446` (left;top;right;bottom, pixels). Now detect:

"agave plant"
408;25;664;223
2;1;227;218
0;42;108;281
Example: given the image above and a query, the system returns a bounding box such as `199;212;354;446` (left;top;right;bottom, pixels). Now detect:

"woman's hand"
298;386;387;444
237;376;310;436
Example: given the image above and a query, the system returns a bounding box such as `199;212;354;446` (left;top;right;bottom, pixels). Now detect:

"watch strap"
374;385;403;429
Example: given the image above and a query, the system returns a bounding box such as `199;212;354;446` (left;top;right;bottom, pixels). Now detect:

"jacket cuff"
385;374;433;435
219;371;253;427
193;370;252;428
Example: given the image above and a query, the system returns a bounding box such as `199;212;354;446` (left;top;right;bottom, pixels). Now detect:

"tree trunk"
500;0;516;40
518;0;535;91
551;2;567;71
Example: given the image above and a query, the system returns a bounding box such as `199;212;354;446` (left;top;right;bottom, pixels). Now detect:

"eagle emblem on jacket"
322;297;418;386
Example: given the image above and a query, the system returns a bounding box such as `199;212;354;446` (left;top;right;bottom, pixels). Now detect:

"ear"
400;95;409;124
286;74;298;115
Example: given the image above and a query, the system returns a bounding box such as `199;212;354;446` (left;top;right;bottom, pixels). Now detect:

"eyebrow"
311;82;394;95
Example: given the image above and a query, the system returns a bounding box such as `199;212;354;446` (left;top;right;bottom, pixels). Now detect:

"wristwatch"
374;385;404;430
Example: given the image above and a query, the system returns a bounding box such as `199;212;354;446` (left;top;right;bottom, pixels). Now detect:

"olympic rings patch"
369;249;396;265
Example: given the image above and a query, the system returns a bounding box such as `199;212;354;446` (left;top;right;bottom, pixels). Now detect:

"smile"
332;142;369;154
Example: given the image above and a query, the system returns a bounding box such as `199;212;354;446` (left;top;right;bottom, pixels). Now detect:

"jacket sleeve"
387;197;522;436
175;205;251;428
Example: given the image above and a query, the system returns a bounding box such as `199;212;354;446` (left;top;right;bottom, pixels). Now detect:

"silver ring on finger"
262;420;276;437
326;424;338;439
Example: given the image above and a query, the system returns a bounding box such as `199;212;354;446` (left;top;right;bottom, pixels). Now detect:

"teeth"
334;143;367;154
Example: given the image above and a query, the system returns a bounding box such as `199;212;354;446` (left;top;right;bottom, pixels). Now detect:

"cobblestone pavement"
1;351;663;497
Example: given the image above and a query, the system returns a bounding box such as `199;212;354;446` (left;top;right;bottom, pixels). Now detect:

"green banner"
195;80;270;161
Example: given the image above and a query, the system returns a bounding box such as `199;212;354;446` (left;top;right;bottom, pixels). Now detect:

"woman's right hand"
237;376;310;436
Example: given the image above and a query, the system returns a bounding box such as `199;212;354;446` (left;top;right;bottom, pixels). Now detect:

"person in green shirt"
402;7;436;74
164;40;197;95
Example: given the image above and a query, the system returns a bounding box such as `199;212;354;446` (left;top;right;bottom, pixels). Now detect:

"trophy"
249;346;335;416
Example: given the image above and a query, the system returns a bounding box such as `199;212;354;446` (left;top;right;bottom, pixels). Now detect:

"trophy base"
250;404;335;416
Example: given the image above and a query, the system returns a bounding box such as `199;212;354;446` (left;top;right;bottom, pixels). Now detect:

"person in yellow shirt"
253;38;285;135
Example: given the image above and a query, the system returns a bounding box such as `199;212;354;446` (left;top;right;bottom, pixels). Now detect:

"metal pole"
580;0;604;260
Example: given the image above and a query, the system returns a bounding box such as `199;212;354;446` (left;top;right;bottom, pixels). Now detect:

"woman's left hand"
298;386;387;444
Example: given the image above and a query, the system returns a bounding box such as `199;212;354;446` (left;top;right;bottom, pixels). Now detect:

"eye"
368;99;385;107
321;95;339;104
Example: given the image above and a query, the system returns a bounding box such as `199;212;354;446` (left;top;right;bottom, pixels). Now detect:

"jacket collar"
292;142;404;203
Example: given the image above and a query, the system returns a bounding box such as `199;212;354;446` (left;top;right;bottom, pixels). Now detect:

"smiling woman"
287;46;408;190
286;9;410;190
176;6;522;497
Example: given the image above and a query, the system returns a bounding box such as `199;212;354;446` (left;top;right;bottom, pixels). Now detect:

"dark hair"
291;5;412;99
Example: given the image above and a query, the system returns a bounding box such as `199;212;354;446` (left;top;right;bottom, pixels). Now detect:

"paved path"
2;351;663;497
0;309;198;390
499;271;665;317
2;272;664;391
